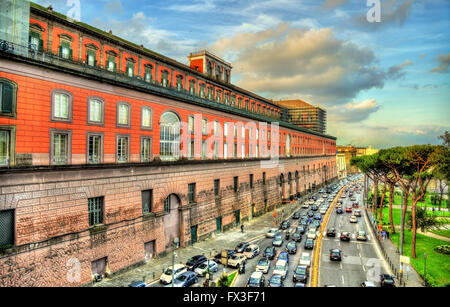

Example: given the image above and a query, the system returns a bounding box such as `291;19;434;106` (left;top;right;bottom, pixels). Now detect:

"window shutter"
59;46;62;57
1;83;13;113
38;39;44;52
69;48;73;60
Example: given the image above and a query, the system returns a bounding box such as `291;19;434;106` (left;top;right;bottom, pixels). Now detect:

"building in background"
336;152;347;179
273;99;327;134
336;145;379;174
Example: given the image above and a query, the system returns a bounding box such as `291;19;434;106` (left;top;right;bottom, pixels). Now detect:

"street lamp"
423;253;427;286
171;237;179;287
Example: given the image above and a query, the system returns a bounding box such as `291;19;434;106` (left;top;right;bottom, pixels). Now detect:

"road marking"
341;275;345;285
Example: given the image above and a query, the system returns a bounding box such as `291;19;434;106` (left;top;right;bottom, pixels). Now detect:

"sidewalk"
91;197;305;287
366;209;424;287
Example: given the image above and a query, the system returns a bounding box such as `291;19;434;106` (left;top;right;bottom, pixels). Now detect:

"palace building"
0;1;337;286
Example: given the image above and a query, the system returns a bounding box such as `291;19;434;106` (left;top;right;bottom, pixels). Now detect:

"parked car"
354;210;361;217
380;274;396;287
235;242;250;253
329;249;342;261
272;260;288;279
299;252;311;267
304;238;314;250
280;220;290;230
350;215;358;223
266;228;279;238
263;246;276;260
286;241;297;254
268;274;284;287
326;228;336;237
272;234;283;247
356;231;368;241
214;249;236;264
160;264;187;285
244;244;260;259
293;265;309;283
256;257;271;274
186;255;207;271
340;232;351;241
292;232;302;242
129;281;148;287
194;260;219;277
247;271;265;287
227;253;247;268
172;271;198;287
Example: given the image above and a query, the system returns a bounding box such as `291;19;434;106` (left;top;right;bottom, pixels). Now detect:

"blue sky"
34;0;450;149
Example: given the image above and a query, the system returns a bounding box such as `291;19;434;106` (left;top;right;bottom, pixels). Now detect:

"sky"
34;0;450;149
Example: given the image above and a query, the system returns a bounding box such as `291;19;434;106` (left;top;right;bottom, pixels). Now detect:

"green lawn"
430;229;450;239
369;191;448;209
389;231;450;287
376;207;449;227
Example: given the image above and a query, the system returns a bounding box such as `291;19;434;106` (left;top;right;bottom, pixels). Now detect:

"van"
272;260;288;279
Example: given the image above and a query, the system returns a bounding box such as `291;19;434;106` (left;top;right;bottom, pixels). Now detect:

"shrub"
434;245;450;255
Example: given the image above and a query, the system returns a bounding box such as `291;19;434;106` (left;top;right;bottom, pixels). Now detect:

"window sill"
89;224;107;234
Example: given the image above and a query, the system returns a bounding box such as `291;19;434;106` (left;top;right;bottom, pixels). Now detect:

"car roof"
247;244;258;248
301;252;310;256
275;260;287;265
171;264;186;269
251;271;263;278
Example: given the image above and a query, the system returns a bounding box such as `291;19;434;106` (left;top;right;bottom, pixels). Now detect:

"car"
352;202;359;208
345;207;352;213
311;205;318;211
160;264;188;284
247;271;265;287
350;215;358;223
320;207;327;214
129;281;147;287
214;249;236;264
314;213;322;220
243;244;260;259
304;238;314;250
326;228;336;237
340;232;351;241
350;197;356;201
277;250;289;264
380;274;396;287
312;220;321;228
194;260;219;277
256;257;271;274
354;210;361;217
268;274;284;287
280;220;290;230
272;234;283;247
307;211;314;218
286;241;297;254
329;249;342;261
227;253;247;268
296;226;306;234
273;260;288;279
336;208;343;214
302;202;309;209
307;229;317;240
294;282;306;287
299;252;311;267
292;232;302;242
263;246;276;260
356;231;368;241
361;281;377;287
300;219;310;226
293;211;302;219
266;228;279;238
186;255;207;271
336;203;342;208
293;265;309;283
172;271;198;287
235;242;250;253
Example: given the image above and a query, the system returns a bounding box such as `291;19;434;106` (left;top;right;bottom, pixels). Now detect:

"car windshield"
295;267;306;274
265;247;273;253
176;275;187;281
258;259;269;266
301;255;310;261
270;276;281;284
249;277;260;285
287;242;295;248
164;268;173;275
359;231;366;236
198;263;207;269
245;247;252;252
274;235;282;240
306;239;313;244
237;243;244;248
274;264;285;271
331;250;340;255
231;255;240;260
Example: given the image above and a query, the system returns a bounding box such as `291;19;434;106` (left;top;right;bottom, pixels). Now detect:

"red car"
352;203;359;208
345;207;352;213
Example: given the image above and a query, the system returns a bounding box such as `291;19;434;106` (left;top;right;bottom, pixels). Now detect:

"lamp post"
171;237;179;287
423;253;427;286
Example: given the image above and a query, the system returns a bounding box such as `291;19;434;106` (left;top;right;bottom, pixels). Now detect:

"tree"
438;130;450;147
406;207;438;233
431;146;450;210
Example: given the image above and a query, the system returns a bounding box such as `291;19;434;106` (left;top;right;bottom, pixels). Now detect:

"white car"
307;229;317;240
272;260;288;279
299;252;311;267
266;228;279;238
160;264;187;285
320;207;327;214
228;253;247;268
244;244;260;259
256;258;270;274
302;203;309;209
350;215;358;223
194;260;219;277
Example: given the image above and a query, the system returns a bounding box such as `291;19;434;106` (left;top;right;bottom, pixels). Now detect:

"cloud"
166;0;216;13
387;60;413;79
105;0;123;14
353;0;415;30
328;99;381;122
209;24;386;105
321;0;349;10
430;53;450;73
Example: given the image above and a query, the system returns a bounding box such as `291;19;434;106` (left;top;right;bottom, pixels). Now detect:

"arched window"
159;111;180;161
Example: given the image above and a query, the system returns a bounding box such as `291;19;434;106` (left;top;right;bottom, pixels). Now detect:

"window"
214;121;219;136
213;141;218;159
87;133;103;164
208;86;213;100
216;90;222;103
188;138;194;159
250;174;254;189
189;80;195;95
241;126;245;140
116;135;129;163
86;49;97;66
159;112;181;161
202;118;208;135
29;31;43;52
88;197;104;226
0;128;14;167
107;54;117;72
51;130;71;165
51;90;73;122
214;179;220;197
141;137;152;162
233;143;237;158
59;38;72;60
117;102;131;128
238;98;242;109
199;83;206;98
142;190;153;214
176;75;183;91
0;210;14;246
233;176;239;192
126;59;135;77
188;116;194;134
188;183;196;203
161;70;169;87
141;107;152;130
224;122;229;138
224;142;228;159
144;65;153;82
201;140;207;159
87;97;104;125
0;79;17;117
241;143;245;159
262;172;266;185
164;196;171;213
234;124;237;138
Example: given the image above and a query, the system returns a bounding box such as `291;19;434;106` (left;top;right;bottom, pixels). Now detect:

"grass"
368;191;448;209
430;229;450;239
227;271;237;286
389;231;450;287
376;207;449;227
